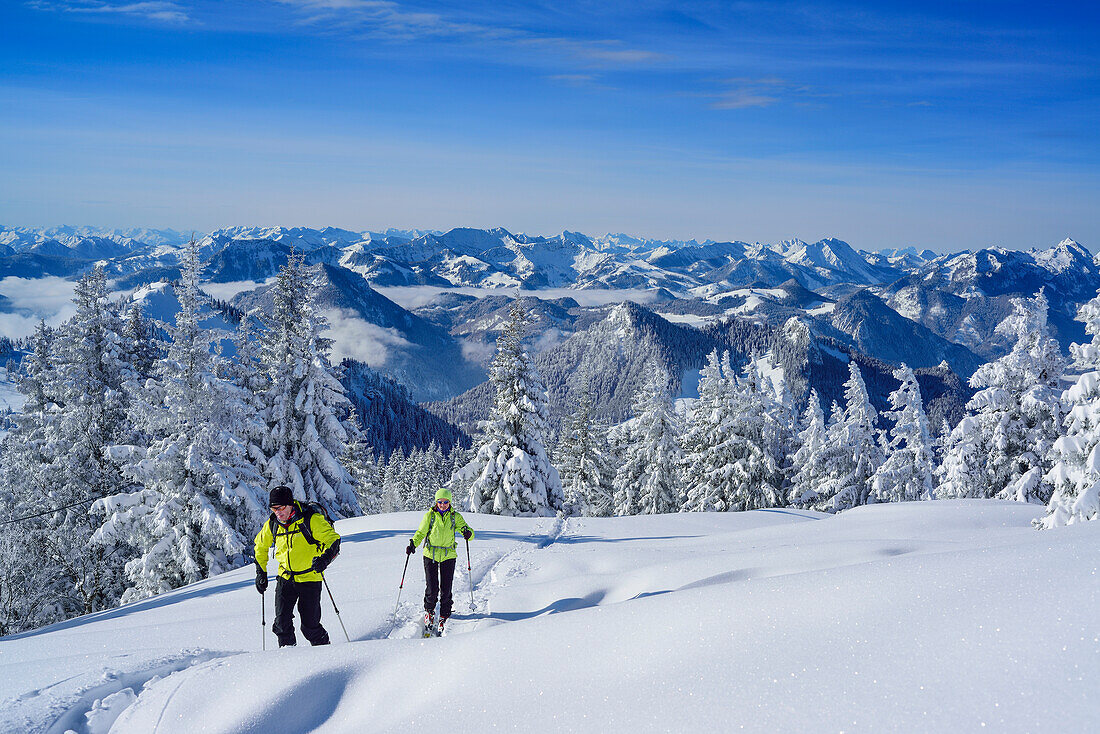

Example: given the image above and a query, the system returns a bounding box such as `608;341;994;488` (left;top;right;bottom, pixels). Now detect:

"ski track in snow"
5;650;235;734
469;515;569;631
375;515;570;641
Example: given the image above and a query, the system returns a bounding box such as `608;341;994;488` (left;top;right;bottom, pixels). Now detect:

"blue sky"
1;1;1098;251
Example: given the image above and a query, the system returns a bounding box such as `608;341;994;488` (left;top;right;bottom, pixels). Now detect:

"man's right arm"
254;520;273;572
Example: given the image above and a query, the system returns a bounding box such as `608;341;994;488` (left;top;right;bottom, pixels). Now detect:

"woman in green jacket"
407;487;474;635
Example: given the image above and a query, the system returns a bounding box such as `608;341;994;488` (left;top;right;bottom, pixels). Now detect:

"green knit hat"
435;487;453;502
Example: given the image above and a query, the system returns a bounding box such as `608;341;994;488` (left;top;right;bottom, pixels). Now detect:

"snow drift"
1;502;1097;733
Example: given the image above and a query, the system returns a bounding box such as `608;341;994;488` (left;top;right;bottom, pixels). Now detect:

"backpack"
268;501;331;547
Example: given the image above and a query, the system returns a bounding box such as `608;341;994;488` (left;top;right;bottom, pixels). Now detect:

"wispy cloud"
274;0;492;39
459;337;494;366
548;74;597;86
707;77;819;110
275;1;666;68
28;1;192;24
520;37;668;68
711;89;779;110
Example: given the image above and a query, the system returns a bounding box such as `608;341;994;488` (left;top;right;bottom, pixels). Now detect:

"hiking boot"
422;611;435;637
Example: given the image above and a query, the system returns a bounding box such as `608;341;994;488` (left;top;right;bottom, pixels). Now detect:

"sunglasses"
436;499;451;506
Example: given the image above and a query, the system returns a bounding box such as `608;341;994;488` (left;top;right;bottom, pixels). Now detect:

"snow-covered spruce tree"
681;349;785;513
258;251;361;518
613;362;682;515
461;302;563;516
344;439;383;514
380;447;406;513
445;442;474;510
557;384;615;517
0;321;69;632
787;389;828;507
35;267;133;617
938;290;1064;502
220;314;269;481
811;361;883;512
1039;290;1100;527
934;418;952;466
688;353;789;512
740;351;794;506
92;242;269;602
871;364;934;503
0;506;57;635
121;304;161;383
403;443;444;511
680;349;729;511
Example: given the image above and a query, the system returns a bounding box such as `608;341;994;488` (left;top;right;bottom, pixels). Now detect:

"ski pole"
261;590;266;651
320;572;351;643
390;551;412;633
465;535;474;610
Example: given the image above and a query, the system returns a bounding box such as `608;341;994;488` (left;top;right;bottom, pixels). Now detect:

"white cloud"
31;1;192;24
710;89;779;110
459;337;495;366
0;312;59;341
321;308;411;367
275;0;478;38
707;78;825;111
532;326;566;353
0;277;79;334
274;1;663;68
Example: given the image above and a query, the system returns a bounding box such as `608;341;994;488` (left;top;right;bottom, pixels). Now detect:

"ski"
435;618;446;637
421;612;435;638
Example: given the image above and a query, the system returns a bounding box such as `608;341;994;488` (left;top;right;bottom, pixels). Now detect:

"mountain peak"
1035;237;1093;274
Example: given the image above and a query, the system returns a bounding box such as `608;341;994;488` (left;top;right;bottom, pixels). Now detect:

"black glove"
312;539;340;574
461;527;472;541
406;540;416;555
255;565;268;594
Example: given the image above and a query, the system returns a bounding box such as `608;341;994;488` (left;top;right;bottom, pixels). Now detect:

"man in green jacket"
407;487;474;635
254;486;341;647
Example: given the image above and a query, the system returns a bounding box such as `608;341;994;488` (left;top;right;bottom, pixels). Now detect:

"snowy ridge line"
754;507;824;520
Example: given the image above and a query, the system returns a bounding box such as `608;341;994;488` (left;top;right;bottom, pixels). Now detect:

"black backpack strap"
298;503;320;547
424;508;437;544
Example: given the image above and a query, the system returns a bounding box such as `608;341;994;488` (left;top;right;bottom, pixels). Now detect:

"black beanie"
269;486;294;507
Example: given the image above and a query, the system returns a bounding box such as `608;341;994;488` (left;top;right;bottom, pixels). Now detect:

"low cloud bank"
322;309;411;367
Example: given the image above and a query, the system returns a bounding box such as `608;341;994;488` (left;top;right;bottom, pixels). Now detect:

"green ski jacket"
412;507;474;562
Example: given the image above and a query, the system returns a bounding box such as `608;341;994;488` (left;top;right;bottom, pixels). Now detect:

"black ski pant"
273;576;330;647
423;556;456;619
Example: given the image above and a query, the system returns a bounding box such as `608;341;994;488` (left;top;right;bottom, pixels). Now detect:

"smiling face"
271;504;295;524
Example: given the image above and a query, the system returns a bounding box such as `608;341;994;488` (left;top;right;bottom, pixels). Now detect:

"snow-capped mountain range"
0;224;1094;410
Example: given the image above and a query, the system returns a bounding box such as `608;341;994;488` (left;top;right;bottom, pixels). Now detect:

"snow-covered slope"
3;502;1095;733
